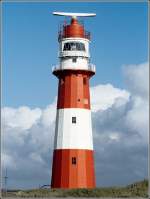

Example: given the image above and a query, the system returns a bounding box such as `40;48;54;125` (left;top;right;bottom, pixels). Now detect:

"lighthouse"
51;12;96;189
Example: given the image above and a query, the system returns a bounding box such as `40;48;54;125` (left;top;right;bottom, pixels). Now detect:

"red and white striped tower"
51;12;96;189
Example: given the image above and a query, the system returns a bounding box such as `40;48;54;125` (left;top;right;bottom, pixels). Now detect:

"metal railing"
88;63;96;72
52;64;96;73
57;19;91;41
58;30;90;42
59;51;90;58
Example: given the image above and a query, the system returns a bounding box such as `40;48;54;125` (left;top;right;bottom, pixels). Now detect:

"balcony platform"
52;64;96;78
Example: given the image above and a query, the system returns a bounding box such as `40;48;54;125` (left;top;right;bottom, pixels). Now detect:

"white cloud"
92;62;148;186
123;62;149;99
41;98;57;127
90;83;130;112
1;62;148;188
2;106;42;130
124;97;149;143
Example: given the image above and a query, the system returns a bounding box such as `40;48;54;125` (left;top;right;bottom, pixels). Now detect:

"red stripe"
51;149;96;188
55;71;93;109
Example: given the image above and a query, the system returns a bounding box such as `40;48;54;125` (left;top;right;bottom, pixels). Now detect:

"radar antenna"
53;12;96;19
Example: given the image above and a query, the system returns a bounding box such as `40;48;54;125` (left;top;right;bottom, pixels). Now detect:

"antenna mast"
4;168;8;196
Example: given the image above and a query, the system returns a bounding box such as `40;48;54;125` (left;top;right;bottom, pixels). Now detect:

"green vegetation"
3;179;149;197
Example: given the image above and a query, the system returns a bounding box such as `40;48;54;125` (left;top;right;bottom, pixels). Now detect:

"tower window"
63;42;85;51
72;58;77;63
72;157;76;165
72;117;76;123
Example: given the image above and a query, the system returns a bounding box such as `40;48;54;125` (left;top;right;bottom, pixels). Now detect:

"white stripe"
54;108;93;150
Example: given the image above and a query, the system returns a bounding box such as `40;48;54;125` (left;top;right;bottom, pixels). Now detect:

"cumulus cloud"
90;84;129;112
2;106;42;130
2;62;148;189
92;62;148;186
123;62;149;99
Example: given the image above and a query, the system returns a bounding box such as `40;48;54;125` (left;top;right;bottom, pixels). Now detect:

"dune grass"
3;179;148;198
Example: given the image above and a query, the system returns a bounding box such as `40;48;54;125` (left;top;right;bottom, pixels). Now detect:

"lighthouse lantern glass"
63;42;85;51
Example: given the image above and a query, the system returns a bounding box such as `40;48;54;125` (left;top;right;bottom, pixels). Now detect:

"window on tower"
72;58;77;63
72;157;76;165
63;42;85;51
72;117;76;123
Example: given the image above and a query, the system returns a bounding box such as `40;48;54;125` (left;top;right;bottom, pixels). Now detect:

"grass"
2;179;149;198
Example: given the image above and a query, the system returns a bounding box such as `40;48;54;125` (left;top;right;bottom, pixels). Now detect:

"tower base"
51;149;95;188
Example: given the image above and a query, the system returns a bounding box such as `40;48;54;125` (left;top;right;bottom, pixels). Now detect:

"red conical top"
58;18;90;41
63;18;84;38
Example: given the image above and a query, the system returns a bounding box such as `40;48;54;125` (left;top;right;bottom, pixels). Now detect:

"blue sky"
2;2;148;108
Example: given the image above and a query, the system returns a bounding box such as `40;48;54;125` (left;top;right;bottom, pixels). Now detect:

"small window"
72;117;76;123
71;43;76;51
83;77;87;84
80;43;86;51
63;42;71;51
72;58;77;63
72;157;76;165
63;42;85;51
